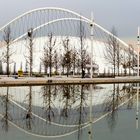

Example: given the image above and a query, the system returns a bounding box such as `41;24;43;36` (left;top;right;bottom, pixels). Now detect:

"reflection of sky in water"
0;94;138;140
0;84;128;108
0;85;118;108
0;83;138;139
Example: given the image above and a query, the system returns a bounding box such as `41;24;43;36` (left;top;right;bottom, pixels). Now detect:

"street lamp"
136;26;140;129
88;12;94;140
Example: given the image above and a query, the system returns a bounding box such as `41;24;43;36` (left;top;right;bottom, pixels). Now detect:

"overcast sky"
0;0;140;41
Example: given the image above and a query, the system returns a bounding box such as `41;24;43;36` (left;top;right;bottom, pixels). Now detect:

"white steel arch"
0;7;90;32
6;17;129;54
0;7;129;49
12;17;90;43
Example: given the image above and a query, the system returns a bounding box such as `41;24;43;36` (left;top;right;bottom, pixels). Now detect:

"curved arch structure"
0;7;128;48
0;7;90;31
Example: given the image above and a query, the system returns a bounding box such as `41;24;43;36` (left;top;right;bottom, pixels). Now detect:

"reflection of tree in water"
59;85;89;139
103;83;137;132
53;85;58;100
42;85;57;122
121;83;135;109
1;87;12;132
70;85;80;105
61;85;73;118
103;84;121;132
76;85;88;140
24;86;33;130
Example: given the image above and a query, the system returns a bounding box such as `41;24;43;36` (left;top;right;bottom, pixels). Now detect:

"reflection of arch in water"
0;93;135;138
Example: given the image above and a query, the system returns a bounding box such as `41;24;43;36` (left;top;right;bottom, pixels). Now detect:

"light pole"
89;12;94;140
136;26;140;129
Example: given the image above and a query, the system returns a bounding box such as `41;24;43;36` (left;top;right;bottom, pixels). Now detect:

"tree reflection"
70;85;79;105
1;87;12;132
58;84;89;139
61;85;72;118
103;83;137;132
42;85;57;122
76;85;88;140
103;84;120;132
121;83;136;109
125;84;135;109
25;86;33;130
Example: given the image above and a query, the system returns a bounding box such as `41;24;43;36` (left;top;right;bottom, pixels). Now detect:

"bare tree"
3;26;13;77
121;52;127;76
62;37;72;77
43;33;56;77
121;45;136;76
60;53;65;75
78;19;90;78
79;20;85;78
26;28;34;77
42;46;49;75
54;50;59;75
71;46;78;75
127;44;136;76
104;27;120;77
116;43;122;76
76;58;81;75
127;45;133;75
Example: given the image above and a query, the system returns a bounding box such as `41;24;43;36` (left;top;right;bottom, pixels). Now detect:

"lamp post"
136;26;140;129
88;12;94;140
